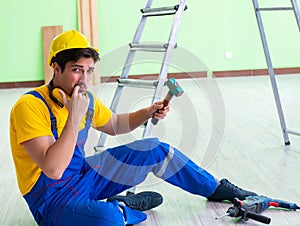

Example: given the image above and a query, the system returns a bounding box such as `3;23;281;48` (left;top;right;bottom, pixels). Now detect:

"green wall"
0;0;78;83
0;0;299;83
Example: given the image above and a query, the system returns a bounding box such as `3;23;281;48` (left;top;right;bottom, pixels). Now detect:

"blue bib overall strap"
26;91;58;139
85;91;94;128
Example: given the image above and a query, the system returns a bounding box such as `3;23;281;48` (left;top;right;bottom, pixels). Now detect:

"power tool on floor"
215;195;300;224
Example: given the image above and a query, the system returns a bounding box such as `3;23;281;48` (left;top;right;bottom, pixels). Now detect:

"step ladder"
252;0;300;145
95;0;187;150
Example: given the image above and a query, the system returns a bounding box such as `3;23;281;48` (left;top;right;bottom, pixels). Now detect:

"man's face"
53;57;95;96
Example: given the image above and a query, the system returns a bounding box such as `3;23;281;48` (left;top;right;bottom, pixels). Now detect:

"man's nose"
79;72;88;83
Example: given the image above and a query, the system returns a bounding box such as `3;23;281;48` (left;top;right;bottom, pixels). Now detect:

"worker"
10;30;257;226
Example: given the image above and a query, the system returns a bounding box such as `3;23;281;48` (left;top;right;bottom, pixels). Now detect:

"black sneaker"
107;191;163;211
207;178;257;202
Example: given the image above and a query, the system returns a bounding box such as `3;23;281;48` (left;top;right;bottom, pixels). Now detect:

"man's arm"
97;102;169;135
22;86;89;180
22;116;80;180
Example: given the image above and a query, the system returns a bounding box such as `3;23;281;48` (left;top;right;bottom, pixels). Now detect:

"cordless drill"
216;195;300;224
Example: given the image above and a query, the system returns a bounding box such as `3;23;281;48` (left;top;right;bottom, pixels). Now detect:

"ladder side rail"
252;0;290;145
290;0;300;30
143;0;187;138
151;0;187;103
144;0;154;8
97;24;146;147
97;85;124;147
120;17;150;80
151;0;187;104
97;0;154;147
157;0;187;96
111;0;155;107
126;0;157;195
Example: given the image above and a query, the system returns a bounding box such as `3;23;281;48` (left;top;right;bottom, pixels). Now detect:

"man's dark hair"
51;48;100;72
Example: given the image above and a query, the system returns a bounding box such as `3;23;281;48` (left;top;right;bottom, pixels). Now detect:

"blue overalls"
23;91;217;226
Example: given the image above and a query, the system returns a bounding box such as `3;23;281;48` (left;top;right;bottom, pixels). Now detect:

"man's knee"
125;137;163;152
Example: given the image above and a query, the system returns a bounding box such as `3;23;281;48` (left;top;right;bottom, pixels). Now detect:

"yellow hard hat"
48;30;99;67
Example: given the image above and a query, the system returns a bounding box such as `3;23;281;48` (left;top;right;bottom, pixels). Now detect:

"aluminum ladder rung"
141;4;187;17
287;129;300;136
117;78;158;89
256;7;294;11
129;42;177;52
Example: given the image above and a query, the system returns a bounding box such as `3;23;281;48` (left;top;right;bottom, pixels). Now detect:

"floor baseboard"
1;67;299;89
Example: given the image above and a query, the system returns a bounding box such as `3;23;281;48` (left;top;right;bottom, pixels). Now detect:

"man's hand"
148;101;170;120
59;86;89;126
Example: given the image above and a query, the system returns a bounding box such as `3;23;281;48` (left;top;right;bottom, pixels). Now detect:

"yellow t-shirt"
10;85;112;196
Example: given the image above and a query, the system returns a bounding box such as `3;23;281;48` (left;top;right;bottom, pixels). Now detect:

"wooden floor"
1;74;300;226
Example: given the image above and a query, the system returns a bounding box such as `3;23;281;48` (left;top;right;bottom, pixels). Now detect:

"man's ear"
53;62;61;76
